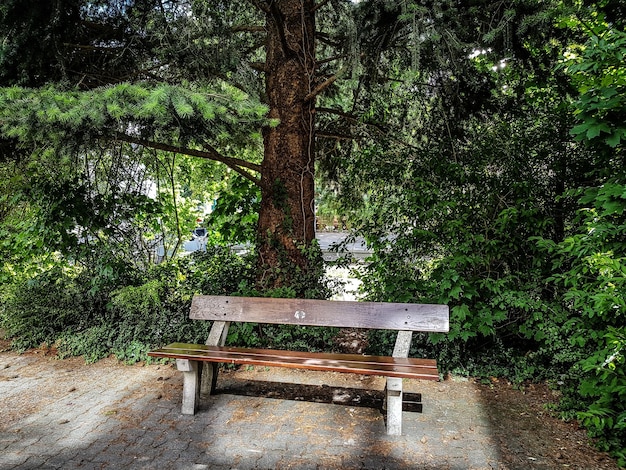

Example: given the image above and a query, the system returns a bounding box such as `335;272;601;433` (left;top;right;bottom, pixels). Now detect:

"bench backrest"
190;295;449;333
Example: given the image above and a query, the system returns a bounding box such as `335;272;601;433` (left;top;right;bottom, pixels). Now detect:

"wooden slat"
148;343;440;381
153;343;438;368
190;295;449;332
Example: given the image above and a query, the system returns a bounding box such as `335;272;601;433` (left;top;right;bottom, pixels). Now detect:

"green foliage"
0;83;269;149
0;0;82;87
0;238;340;363
259;325;338;352
544;7;626;458
0;245;255;363
205;175;260;244
226;322;339;353
0;72;269;289
56;325;116;364
577;328;626;467
226;255;339;351
565;27;626;149
537;182;626;461
490;8;623;459
0;82;264;274
322;3;624;463
22;173;161;262
170;246;256;297
246;240;335;300
351;94;575;348
0;263;98;351
1;1;625;464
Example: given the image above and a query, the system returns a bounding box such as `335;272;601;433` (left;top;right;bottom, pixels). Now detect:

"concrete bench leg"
386;377;403;435
385;330;412;436
201;321;230;399
176;359;200;415
200;363;219;399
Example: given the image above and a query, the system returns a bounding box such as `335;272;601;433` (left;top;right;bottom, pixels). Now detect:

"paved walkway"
1;351;499;469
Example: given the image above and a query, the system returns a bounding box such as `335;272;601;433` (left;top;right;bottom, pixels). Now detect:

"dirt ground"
475;380;619;469
0;340;621;469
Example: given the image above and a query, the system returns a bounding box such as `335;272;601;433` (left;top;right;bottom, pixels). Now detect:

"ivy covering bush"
0;246;255;363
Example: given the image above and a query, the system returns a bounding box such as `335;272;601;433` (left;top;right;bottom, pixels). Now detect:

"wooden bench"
148;295;449;435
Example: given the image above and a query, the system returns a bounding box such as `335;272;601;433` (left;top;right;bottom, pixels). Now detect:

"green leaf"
172;95;194;119
587;122;611;139
571;122;590;137
606;131;622;148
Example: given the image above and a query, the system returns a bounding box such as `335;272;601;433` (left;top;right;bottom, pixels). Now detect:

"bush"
576;328;626;467
1;263;100;351
538;183;626;464
0;245;256;363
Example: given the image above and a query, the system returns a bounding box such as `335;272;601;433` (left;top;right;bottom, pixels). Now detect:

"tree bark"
256;0;319;293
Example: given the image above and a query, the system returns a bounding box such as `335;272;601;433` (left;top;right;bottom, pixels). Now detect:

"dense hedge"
0;246;254;363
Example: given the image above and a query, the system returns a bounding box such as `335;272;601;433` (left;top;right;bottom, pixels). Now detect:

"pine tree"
0;1;338;294
1;0;558;294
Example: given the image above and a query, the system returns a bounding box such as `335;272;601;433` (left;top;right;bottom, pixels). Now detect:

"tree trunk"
256;0;319;294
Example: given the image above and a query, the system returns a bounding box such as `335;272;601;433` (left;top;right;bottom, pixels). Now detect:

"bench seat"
148;342;440;380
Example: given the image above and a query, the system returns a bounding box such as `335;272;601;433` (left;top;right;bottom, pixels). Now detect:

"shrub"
0;245;256;363
577;328;626;468
1;263;98;351
538;183;626;464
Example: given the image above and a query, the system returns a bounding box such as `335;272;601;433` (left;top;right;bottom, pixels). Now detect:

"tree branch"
317;107;388;135
232;25;266;33
316;131;354;141
268;1;292;58
317;54;348;66
250;61;268;72
246;0;270;14
317;33;342;48
304;65;349;102
114;132;262;186
316;107;358;121
313;0;332;13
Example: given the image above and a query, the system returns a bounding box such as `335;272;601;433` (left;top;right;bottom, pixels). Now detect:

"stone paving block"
0;439;13;452
274;456;321;470
37;429;62;449
54;435;92;451
45;450;82;468
13;457;54;470
0;451;30;468
182;463;211;470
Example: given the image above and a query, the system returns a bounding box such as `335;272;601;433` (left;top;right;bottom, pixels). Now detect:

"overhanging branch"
313;0;332;13
317;131;354;141
250;61;268;72
317;107;387;135
316;107;358;121
246;0;270;14
115;132;262;186
304;65;349;102
317;54;348;66
232;25;266;33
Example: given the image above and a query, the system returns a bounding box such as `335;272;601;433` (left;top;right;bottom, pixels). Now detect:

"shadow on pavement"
217;378;424;413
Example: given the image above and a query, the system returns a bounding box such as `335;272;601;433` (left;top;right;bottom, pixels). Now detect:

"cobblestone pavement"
0;350;502;470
